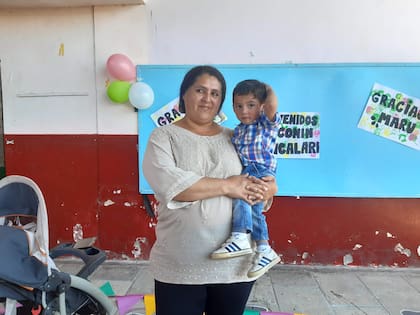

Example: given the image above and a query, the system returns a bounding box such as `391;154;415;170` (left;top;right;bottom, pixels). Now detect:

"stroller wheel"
72;293;107;315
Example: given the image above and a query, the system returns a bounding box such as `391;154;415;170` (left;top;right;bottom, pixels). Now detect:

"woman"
142;65;277;315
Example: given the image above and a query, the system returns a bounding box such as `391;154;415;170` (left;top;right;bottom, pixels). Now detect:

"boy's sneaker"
211;236;253;259
247;248;280;277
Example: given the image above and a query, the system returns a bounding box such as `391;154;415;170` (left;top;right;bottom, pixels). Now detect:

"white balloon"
128;82;154;109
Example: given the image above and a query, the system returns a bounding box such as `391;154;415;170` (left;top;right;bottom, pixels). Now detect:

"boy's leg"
210;199;253;258
211;166;254;259
248;169;280;277
250;201;268;242
232;198;253;234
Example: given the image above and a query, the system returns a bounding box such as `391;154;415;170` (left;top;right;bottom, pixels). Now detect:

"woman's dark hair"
178;65;226;113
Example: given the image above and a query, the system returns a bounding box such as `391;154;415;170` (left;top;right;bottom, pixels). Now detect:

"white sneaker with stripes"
247;248;280;277
210;235;253;259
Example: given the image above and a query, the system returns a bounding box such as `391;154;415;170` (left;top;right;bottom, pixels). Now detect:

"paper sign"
358;83;420;150
150;97;228;127
116;295;143;315
99;281;115;296
274;112;320;159
144;294;156;315
150;98;183;127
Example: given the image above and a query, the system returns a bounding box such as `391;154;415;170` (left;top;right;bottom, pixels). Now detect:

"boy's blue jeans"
232;162;275;241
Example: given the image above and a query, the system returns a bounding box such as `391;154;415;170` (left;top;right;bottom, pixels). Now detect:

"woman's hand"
256;175;277;199
224;175;269;205
246;175;277;204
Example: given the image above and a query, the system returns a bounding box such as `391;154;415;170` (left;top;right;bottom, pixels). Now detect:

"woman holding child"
142;65;278;315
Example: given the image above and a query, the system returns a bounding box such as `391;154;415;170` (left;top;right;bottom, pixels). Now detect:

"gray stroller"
0;175;118;315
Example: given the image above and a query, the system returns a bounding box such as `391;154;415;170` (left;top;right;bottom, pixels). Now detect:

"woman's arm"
174;174;269;203
143;127;268;206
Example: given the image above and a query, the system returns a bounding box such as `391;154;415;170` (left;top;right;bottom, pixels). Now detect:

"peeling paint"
302;252;309;260
72;223;83;242
394;243;411;257
121;254;130;260
386;232;395;238
343;253;353;265
113;189;122;194
104;200;115;206
375;230;379;235
353;244;362;250
417;246;420;257
148;221;157;228
132;237;147;259
124;202;132;207
6;140;14;145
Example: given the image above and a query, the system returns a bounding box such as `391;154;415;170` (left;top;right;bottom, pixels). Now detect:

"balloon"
107;80;131;103
128;82;154;109
106;54;136;81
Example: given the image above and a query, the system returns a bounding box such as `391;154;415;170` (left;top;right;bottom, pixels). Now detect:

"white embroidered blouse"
142;124;257;284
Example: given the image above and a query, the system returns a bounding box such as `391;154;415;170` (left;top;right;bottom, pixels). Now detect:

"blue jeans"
232;162;275;241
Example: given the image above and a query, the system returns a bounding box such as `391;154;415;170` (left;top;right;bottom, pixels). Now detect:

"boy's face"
233;93;263;125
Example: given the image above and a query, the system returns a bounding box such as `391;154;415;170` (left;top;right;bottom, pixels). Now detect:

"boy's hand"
264;85;278;121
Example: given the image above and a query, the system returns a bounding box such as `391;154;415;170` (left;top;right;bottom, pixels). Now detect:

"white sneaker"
247;248;280;277
211;235;253;259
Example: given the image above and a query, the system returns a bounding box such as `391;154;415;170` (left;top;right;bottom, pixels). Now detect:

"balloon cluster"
106;53;154;110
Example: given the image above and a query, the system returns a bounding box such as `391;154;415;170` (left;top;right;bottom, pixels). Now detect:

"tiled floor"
56;259;420;315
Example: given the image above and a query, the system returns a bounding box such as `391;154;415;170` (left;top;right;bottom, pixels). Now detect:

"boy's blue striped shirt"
232;112;281;173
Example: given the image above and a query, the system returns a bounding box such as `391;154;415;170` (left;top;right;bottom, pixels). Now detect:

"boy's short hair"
233;79;267;103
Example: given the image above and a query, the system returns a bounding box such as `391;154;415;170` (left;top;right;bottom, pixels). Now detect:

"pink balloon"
106;53;136;81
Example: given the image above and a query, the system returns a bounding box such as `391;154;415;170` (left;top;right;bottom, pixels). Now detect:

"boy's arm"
264;85;278;121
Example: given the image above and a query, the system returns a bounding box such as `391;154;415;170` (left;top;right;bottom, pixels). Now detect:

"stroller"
0;175;118;315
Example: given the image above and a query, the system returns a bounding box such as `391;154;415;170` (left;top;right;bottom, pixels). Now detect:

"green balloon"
107;80;131;103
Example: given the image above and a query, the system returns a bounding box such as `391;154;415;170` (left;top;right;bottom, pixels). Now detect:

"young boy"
211;79;281;278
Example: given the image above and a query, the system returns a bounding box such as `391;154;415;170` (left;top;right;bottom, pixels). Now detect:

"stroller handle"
50;243;107;279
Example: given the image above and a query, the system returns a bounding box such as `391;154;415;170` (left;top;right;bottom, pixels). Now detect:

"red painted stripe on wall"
4;134;420;266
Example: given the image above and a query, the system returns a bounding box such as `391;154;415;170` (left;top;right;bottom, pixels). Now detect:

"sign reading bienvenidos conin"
274;112;320;159
358;83;420;150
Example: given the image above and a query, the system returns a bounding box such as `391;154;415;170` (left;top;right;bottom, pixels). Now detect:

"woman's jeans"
232;162;275;241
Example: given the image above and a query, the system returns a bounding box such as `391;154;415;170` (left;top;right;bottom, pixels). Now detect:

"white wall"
94;5;150;135
148;0;420;64
0;8;97;134
1;0;420;135
0;5;149;135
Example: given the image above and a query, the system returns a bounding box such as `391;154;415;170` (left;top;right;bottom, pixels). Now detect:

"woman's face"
182;73;222;124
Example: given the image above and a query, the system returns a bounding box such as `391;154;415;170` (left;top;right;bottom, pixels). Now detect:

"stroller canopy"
0;175;51;289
